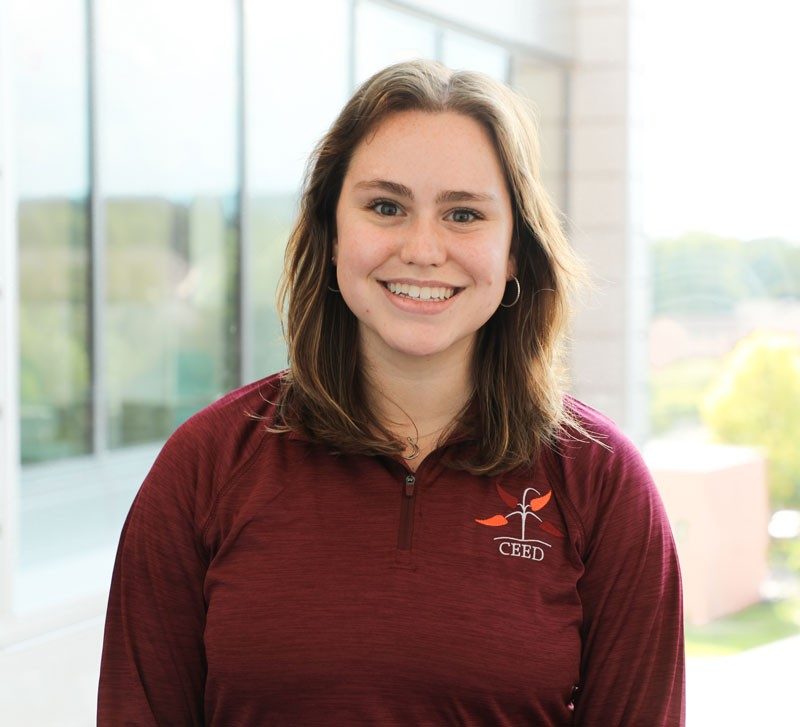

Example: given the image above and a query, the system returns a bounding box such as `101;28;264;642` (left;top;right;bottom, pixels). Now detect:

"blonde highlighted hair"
269;59;589;475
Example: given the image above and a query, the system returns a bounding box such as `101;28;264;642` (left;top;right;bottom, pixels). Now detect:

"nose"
398;216;447;267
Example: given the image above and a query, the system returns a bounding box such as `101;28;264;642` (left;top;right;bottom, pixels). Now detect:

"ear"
332;238;338;264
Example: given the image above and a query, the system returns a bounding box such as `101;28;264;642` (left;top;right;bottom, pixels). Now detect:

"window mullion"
87;0;106;455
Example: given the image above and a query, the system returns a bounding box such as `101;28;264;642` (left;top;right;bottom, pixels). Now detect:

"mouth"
380;281;463;302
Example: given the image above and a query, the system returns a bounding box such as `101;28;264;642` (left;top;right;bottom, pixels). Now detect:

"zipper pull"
404;474;416;497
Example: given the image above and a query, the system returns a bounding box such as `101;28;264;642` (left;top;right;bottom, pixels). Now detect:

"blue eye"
450;209;480;223
370;200;400;216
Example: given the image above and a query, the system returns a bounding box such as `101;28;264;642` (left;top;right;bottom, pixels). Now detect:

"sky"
640;0;800;243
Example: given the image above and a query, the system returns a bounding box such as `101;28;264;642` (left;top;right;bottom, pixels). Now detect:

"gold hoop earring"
500;276;520;308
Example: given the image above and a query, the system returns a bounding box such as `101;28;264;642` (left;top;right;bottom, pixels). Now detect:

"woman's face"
333;110;515;367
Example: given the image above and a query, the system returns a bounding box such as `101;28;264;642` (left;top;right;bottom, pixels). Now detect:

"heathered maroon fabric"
98;371;685;725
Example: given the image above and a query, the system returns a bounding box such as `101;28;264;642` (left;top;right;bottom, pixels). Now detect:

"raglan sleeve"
97;421;210;726
572;435;685;726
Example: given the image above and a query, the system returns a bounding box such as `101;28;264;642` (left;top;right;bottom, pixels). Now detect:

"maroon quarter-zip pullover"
98;371;685;725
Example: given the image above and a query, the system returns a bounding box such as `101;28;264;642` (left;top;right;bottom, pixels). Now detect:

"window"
355;1;437;84
8;0;562;617
15;0;91;464
245;0;349;379
13;0;241;612
442;31;509;81
98;0;240;448
511;58;568;211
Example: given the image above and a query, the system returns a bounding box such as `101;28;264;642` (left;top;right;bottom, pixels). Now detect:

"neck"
362;347;474;445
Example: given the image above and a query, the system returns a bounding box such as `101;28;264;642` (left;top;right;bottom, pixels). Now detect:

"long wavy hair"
268;59;590;475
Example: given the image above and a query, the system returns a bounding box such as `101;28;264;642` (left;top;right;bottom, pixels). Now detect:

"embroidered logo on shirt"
475;483;564;561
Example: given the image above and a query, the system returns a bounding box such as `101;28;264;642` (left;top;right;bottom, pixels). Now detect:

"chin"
390;343;447;359
390;337;464;360
360;323;470;362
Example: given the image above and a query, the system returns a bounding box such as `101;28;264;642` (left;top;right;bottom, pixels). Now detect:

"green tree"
651;232;800;316
652;231;748;315
743;237;800;299
701;332;800;508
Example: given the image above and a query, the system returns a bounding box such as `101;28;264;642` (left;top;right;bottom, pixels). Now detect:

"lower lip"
380;283;461;315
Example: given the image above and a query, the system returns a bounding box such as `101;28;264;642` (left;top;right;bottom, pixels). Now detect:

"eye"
448;208;482;224
368;199;401;217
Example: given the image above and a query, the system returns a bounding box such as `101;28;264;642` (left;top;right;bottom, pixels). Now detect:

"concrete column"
567;0;649;439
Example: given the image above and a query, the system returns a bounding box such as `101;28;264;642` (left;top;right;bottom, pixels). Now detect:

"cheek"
338;229;394;274
338;249;380;282
466;246;512;286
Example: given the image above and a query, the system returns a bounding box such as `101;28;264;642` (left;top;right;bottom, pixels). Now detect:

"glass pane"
98;0;239;447
245;0;349;378
442;31;509;81
355;2;437;85
13;0;91;464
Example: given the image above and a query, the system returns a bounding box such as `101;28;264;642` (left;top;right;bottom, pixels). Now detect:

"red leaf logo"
529;490;552;512
496;483;518;508
539;520;564;538
475;514;509;527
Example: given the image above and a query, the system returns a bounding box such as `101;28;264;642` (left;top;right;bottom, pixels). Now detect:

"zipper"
398;473;416;550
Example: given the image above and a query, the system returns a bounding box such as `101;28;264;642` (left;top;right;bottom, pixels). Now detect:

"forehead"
345;110;507;189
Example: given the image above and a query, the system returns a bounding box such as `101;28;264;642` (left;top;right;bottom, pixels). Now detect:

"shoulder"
177;369;286;443
551;395;663;550
558;394;644;472
139;371;288;520
168;369;287;471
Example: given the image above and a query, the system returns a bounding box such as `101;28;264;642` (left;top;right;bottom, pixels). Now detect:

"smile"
383;281;457;301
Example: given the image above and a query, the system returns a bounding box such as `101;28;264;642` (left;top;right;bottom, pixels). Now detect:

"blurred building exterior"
0;0;648;650
646;442;770;625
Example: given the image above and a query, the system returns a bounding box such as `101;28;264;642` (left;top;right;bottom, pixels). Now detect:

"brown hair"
269;59;590;475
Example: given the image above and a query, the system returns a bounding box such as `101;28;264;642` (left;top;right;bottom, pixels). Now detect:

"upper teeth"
386;282;456;300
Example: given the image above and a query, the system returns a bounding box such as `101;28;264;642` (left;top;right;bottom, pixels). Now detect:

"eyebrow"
352;179;497;204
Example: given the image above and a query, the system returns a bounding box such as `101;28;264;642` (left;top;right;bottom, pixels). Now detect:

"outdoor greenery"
701;333;800;509
18;193;293;463
652;231;800;315
650;232;800;508
18;199;92;461
650;357;721;435
685;597;800;657
650;233;800;659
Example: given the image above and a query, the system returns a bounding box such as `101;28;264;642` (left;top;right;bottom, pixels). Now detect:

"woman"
98;60;684;725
